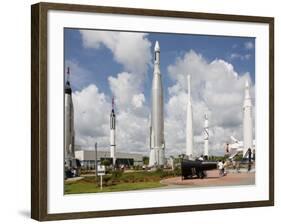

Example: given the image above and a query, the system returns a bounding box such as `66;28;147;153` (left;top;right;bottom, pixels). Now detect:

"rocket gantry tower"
243;79;253;156
186;75;194;158
110;97;116;166
149;41;165;167
64;67;75;166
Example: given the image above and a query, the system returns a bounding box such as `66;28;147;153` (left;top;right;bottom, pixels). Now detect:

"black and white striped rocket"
64;67;75;166
110;97;116;166
149;41;165;167
204;114;209;156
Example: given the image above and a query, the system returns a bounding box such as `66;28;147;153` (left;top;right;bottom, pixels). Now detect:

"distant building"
75;147;144;168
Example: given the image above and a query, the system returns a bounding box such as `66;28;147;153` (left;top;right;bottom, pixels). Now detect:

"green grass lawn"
64;170;180;194
65;181;164;194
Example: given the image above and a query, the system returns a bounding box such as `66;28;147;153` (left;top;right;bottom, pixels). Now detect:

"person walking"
222;160;226;176
232;159;236;169
218;160;224;177
247;148;252;172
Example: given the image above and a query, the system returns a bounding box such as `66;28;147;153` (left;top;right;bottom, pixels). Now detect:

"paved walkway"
65;176;84;183
160;170;255;188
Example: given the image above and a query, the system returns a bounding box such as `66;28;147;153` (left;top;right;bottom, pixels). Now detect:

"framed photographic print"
31;2;274;221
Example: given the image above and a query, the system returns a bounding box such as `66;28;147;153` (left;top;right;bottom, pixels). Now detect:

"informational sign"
97;165;105;190
97;165;105;176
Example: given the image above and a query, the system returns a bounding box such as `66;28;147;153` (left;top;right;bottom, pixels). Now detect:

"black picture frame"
31;2;274;221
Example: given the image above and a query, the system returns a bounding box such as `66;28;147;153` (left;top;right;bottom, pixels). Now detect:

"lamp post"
95;142;98;180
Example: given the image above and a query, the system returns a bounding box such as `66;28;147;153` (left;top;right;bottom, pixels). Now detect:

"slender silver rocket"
110;97;116;166
186;74;194;158
204;114;209;156
243;79;253;156
149;41;165;167
64;67;75;166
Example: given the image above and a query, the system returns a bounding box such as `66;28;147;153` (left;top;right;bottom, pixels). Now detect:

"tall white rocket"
243;79;253;156
149;41;165;167
204;114;209;156
110;97;116;166
64;67;75;164
186;75;193;158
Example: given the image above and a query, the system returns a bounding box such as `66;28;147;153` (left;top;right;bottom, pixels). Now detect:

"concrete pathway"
160;170;255;188
65;176;84;183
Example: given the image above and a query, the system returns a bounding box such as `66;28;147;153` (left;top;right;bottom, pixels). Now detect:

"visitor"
72;168;76;177
232;159;236;169
247;148;252;172
222;160;226;176
218;160;224;177
235;159;241;173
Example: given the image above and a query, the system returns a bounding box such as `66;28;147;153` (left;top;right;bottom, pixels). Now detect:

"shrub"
173;166;182;176
111;170;123;179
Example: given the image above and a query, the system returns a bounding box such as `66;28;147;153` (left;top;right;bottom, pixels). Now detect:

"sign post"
97;165;105;190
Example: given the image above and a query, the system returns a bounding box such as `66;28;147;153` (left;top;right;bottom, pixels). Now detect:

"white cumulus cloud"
230;53;251;61
107;71;150;153
72;70;150;154
80;30;152;75
166;50;255;156
72;81;150;154
132;94;145;108
244;41;254;50
72;84;110;149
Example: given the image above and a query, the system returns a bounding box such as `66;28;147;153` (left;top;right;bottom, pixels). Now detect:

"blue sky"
65;29;255;102
64;28;255;156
